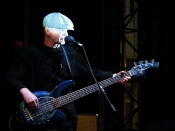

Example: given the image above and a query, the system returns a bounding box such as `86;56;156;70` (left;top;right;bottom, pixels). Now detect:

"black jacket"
6;43;114;129
6;44;113;93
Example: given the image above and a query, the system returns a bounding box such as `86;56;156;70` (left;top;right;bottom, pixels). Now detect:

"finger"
35;99;39;109
28;103;36;110
120;71;125;74
30;101;38;110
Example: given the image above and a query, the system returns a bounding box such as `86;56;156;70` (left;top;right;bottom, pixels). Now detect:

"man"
6;12;131;131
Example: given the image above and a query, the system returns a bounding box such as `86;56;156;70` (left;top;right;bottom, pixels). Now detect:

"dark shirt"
6;43;114;130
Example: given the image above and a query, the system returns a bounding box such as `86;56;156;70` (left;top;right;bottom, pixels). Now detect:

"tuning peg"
145;60;148;63
150;59;155;63
138;61;143;65
134;62;137;66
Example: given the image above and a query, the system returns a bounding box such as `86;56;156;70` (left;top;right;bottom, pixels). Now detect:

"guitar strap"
60;44;75;84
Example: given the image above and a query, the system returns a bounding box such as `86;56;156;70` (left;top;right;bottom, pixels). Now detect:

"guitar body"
16;80;73;126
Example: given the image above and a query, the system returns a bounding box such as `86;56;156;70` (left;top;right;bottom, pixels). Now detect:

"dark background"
1;0;175;130
139;1;175;130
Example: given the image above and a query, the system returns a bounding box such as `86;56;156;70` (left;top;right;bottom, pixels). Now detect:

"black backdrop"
139;0;175;130
1;0;175;131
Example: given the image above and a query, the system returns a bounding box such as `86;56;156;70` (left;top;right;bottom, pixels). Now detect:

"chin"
60;41;65;45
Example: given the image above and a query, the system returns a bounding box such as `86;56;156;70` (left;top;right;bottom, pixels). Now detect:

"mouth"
59;38;65;44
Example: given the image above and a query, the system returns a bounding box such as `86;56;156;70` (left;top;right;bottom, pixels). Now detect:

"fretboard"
56;70;133;107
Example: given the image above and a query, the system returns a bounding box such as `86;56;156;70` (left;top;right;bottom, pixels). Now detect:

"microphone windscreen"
65;35;74;43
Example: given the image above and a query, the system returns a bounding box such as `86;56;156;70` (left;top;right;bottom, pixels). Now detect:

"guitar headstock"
130;59;159;77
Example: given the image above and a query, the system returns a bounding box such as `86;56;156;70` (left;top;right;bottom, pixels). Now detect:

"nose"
62;30;68;37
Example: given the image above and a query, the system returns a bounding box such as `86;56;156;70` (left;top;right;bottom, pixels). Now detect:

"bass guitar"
15;60;159;126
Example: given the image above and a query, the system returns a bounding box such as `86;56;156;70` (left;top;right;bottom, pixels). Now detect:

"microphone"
65;35;83;47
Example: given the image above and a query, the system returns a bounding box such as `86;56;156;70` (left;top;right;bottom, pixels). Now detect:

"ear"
44;27;51;35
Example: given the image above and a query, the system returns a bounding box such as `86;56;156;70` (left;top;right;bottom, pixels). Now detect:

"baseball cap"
43;12;74;30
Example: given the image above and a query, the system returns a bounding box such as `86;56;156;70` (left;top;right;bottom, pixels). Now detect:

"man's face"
51;28;68;44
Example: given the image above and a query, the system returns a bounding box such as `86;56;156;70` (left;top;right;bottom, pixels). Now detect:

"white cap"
43;12;74;30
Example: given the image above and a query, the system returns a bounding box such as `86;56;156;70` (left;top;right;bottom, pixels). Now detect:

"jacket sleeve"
6;50;28;94
92;69;114;80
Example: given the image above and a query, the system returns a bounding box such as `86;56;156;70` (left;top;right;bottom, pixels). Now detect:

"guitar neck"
56;70;133;107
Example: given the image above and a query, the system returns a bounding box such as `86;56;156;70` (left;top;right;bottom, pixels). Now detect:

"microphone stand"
60;44;75;84
74;44;118;131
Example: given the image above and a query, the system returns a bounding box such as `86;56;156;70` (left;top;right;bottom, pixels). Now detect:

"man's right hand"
20;88;39;110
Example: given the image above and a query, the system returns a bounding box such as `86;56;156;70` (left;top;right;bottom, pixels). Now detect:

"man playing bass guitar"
6;12;131;131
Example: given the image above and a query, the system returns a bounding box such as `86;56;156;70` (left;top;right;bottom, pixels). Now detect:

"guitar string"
27;74;124;118
27;71;132;119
